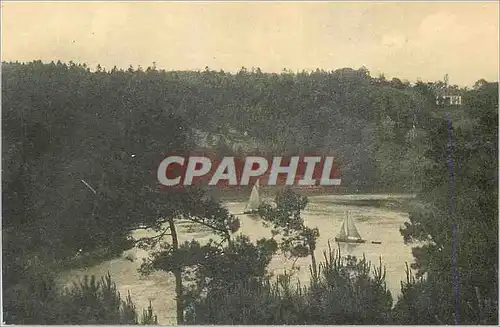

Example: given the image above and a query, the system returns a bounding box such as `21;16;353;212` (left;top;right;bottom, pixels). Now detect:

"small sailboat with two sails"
243;179;261;215
335;211;366;244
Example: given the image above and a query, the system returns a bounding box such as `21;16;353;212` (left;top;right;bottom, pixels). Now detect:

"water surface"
59;194;415;325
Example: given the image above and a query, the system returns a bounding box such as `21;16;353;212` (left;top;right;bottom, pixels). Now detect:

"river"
58;194;415;325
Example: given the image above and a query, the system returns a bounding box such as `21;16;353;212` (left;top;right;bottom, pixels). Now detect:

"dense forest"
2;60;498;324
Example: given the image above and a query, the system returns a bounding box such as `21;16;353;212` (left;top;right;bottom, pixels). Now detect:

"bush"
393;263;499;325
186;243;392;324
3;259;157;325
58;273;157;324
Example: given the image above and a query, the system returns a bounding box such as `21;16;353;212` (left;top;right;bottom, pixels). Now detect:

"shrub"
186;242;393;324
3;259;157;325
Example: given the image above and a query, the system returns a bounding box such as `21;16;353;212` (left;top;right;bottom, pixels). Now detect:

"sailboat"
335;211;366;243
243;179;260;215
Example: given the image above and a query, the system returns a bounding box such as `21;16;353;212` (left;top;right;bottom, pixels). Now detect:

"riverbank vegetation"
2;61;497;324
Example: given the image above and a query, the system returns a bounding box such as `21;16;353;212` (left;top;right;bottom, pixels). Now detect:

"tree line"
2;60;497;324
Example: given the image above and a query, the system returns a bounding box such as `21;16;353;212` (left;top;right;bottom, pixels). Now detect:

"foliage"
1;61;430;268
182;235;278;312
186;243;392;324
2;61;194;264
259;187;320;273
136;189;241;324
2;60;497;324
3;257;157;325
140;233;276;323
60;273;158;324
399;82;498;324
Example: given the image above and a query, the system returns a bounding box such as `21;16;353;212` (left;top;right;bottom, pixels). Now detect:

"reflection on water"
58;194;415;325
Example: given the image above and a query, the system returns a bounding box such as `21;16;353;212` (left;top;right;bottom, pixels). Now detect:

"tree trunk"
309;244;318;280
168;216;184;324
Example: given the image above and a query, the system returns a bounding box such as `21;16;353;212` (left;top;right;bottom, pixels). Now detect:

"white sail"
245;180;260;212
337;211;362;240
346;212;362;240
336;219;347;239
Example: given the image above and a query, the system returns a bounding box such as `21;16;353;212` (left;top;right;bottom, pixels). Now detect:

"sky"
2;1;499;87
